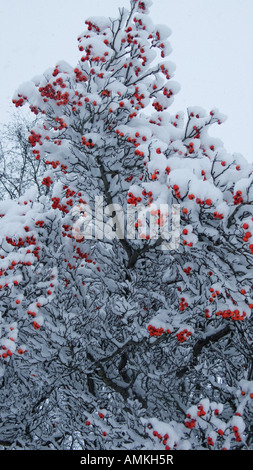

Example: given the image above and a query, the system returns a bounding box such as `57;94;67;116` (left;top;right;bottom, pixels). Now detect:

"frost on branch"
0;0;252;451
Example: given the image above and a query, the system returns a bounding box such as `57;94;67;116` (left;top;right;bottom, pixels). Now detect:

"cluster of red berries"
134;148;145;158
158;41;166;59
163;87;173;99
101;89;111;98
181;227;193;248
242;223;252;247
74;68;88;82
85;19;100;32
128;110;137;119
27;309;37;318
137;1;146;11
64;188;75;199
51;197;69;214
122;26;135;45
137;50;147;68
197;404;206;417
182;240;193;248
54;117;67;130
204;308;210;319
133;16;146;32
29;105;40;115
6;236;23;248
207;437;214;446
208;287;220;302
82;136;96;148
1;345;13;359
179;297;188;311
80;45;108;64
28;131;42;147
35;220;44;227
186;191;214;209
71;94;87;111
187;142;195;154
12;96;26;107
32;149;41;160
39;83;70;106
172;184;181;199
127;192;142;206
65;198;73;207
6;233;36;247
152;101;164;112
115;129;125;138
125;130;147;148
141;189;153;207
215;309;246;322
233;190;244;205
152;429;172;450
42;176;53;187
213;211;224;219
189;111;201;119
32;321;41;330
52;76;67;90
130;86;146;110
176;329;192;343
45;160;68;173
149;116;161;126
158;64;170;81
232;426;242;443
52;67;60;77
30;245;40;261
184;418;196;429
196;197;206;205
62;224;72;239
151;169;160;181
147;325;171;337
183;266;192;275
74;247;92;263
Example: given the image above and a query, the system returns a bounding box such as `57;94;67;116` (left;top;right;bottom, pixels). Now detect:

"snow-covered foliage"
0;0;252;450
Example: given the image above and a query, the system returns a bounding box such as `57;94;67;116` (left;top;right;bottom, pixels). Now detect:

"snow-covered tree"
1;0;252;450
0;114;45;199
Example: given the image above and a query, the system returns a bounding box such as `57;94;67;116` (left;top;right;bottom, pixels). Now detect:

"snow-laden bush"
0;0;252;450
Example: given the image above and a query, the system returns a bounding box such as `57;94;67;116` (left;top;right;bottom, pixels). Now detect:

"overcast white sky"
0;0;252;161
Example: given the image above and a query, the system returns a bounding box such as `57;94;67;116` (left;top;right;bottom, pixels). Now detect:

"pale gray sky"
0;0;252;161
